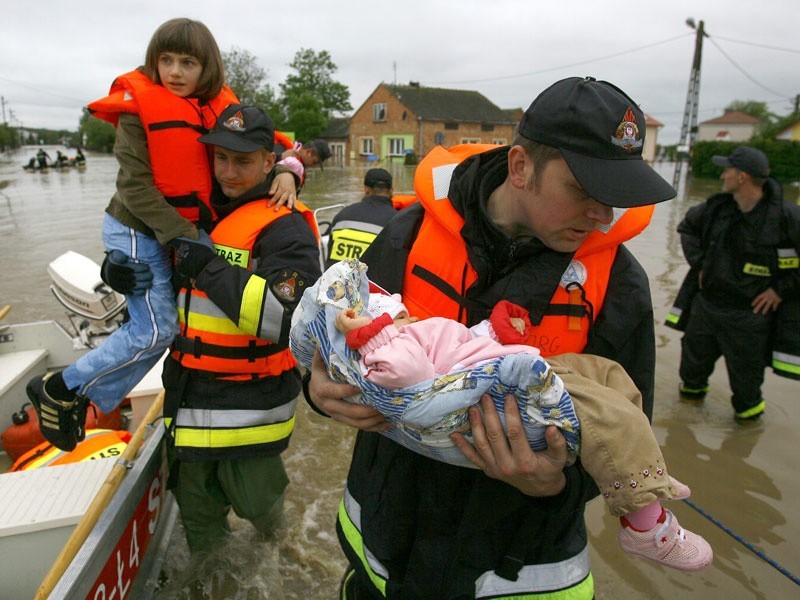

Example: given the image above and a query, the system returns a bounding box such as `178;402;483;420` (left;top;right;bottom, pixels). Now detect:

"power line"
422;33;693;85
711;35;800;55
0;75;86;103
707;37;792;99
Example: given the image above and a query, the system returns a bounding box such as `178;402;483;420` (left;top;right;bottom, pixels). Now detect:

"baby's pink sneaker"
619;509;713;571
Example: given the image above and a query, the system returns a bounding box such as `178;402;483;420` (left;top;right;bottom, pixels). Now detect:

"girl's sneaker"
618;508;713;571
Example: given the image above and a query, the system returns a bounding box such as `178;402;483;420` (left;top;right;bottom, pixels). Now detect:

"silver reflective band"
772;350;800;366
475;546;590;598
331;221;385;235
175;402;297;428
343;487;390;578
432;163;458;201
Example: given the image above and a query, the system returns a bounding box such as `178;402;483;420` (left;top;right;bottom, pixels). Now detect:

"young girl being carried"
27;18;294;453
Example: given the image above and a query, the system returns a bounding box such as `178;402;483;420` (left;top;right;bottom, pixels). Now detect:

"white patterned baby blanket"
289;259;580;468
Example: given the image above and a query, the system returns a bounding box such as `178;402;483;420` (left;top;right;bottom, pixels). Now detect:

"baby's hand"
392;314;419;328
335;308;372;333
510;317;526;335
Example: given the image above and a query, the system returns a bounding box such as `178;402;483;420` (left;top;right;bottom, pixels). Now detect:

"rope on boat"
682;498;800;586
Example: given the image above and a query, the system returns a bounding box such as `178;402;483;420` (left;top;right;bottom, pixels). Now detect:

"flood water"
1;146;798;599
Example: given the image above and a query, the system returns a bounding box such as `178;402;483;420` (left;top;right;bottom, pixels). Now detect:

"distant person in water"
36;148;51;169
26;18;295;453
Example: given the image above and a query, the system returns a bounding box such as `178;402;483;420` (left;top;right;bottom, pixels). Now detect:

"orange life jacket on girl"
402;144;654;357
9;429;131;472
87;69;238;229
173;200;320;376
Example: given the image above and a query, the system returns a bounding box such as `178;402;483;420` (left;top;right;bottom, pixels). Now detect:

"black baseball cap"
306;139;331;169
711;146;770;178
364;168;392;188
199;104;275;152
518;76;676;208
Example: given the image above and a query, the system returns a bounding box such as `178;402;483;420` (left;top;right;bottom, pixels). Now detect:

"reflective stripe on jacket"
403;144;653;357
87;69;238;228
10;429;131;471
173;200;319;376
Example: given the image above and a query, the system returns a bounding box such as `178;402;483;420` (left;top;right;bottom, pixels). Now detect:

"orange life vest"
391;194;418;211
173;200;320;376
87;69;238;228
9;429;131;472
402;144;654;357
274;130;295;152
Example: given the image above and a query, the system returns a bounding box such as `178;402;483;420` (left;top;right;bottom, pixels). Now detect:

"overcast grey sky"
2;0;798;144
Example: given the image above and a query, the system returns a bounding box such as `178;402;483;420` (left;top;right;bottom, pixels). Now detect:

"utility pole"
1;96;7;125
673;18;707;190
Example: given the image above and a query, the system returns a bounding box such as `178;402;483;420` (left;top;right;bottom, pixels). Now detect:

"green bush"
691;140;800;182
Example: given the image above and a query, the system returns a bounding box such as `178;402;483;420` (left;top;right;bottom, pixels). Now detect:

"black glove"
170;231;217;279
100;250;154;296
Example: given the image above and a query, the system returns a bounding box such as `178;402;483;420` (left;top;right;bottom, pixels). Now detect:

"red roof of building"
701;110;760;125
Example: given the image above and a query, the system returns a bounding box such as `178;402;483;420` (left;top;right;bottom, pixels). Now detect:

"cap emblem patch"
611;107;642;151
223;111;246;132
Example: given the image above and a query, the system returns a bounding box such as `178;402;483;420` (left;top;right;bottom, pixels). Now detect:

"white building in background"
697;110;760;142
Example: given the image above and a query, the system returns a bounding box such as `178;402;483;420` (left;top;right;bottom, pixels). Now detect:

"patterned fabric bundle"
289;259;580;468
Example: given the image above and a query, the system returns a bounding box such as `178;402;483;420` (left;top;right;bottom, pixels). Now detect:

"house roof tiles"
385;84;516;124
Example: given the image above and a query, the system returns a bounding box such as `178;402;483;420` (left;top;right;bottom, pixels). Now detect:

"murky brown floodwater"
1;147;798;599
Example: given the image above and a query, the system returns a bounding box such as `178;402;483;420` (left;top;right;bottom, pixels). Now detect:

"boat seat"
0;460;115;599
0;349;48;399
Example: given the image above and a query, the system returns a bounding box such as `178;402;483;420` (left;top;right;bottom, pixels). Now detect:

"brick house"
697;110;760;142
348;83;518;165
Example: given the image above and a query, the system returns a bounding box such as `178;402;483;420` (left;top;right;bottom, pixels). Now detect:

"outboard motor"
47;251;127;348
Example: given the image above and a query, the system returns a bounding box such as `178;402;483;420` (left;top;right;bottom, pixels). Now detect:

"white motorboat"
0;251;176;600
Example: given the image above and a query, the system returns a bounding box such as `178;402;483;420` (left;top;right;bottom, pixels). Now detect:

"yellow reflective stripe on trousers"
778;248;799;269
665;306;682;325
772;350;800;376
340;488;592;599
736;400;766;420
172;416;295;448
339;491;388;595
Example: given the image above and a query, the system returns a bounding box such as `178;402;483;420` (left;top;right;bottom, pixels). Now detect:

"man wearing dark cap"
162;104;322;553
324;167;398;268
304;77;677;599
672;145;800;422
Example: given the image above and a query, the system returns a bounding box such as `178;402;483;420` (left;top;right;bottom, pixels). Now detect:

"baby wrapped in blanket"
290;259;713;570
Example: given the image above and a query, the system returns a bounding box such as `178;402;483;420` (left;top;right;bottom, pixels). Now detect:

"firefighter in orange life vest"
162;104;321;554
304;77;677;599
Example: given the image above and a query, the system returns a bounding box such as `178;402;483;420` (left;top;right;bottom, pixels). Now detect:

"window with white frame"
492;138;507;145
461;138;481;144
388;138;405;156
360;137;374;155
373;103;387;122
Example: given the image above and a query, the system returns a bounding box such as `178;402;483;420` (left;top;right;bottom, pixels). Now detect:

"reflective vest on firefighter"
9;429;131;472
87;69;238;229
402;144;654;357
173;200;320;376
